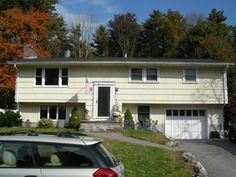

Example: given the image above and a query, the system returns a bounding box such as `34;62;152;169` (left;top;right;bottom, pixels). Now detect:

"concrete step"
80;121;122;133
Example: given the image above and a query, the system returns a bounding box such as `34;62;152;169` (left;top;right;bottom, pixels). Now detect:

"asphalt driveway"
177;139;236;177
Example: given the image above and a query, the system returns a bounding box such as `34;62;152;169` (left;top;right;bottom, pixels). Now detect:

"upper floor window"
183;68;197;83
35;68;68;86
131;68;142;81
130;68;159;83
146;68;158;81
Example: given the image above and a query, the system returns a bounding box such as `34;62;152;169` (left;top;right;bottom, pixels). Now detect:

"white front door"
93;82;115;119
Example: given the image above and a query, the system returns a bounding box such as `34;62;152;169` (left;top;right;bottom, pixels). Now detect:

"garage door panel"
166;116;206;139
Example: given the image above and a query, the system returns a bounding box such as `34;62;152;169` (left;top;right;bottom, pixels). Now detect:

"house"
11;57;234;139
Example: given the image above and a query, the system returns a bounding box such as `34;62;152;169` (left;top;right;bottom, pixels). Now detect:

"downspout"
14;64;19;111
222;64;229;133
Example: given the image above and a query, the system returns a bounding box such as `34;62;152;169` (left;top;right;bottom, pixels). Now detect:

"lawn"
0;127;82;134
122;129;170;144
104;139;193;177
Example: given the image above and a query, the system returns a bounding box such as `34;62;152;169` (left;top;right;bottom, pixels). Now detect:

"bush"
69;106;81;129
37;118;54;128
0;111;22;127
124;109;135;129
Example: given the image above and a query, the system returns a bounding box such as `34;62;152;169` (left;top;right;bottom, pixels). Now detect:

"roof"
10;57;234;67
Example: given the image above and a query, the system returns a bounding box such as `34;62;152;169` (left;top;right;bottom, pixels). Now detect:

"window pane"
193;110;198;116
180;110;185;116
199;110;205;116
173;110;179;116
0;142;33;168
186;110;192;116
36;77;42;85
49;105;57;119
45;68;59;85
40;106;48;119
36;68;42;76
138;106;150;113
146;68;157;81
185;69;196;81
35;143;95;168
62;68;68;76
58;105;66;120
62;77;68;85
166;110;172;116
131;68;142;81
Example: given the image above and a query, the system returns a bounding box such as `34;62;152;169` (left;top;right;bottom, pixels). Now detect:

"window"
0;142;33;168
35;68;68;86
61;68;68;85
45;68;59;85
166;109;206;117
131;68;142;81
130;68;159;83
35;143;95;168
35;68;42;85
40;105;66;120
184;69;197;83
146;68;158;81
138;106;150;130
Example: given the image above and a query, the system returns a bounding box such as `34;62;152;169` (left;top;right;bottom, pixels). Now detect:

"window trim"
183;68;198;84
129;68;159;83
39;105;67;120
34;67;69;87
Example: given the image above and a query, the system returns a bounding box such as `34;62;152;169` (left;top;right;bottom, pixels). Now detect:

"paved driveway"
177;139;236;177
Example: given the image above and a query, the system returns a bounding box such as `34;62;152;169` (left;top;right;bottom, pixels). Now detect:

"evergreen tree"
93;25;110;57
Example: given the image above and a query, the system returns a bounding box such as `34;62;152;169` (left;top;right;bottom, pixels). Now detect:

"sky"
56;0;236;26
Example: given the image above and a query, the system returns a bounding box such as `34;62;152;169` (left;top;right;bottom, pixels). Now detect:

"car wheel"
229;131;236;143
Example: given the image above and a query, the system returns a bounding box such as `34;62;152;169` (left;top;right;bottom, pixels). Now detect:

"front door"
98;87;110;117
94;83;115;119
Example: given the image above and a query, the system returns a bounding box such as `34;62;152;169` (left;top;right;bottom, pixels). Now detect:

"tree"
184;12;204;26
0;0;58;13
69;14;97;58
109;13;141;57
141;10;183;58
93;25;110;57
67;24;81;58
0;8;51;108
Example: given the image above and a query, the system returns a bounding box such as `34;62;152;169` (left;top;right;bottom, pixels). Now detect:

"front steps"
80;121;122;133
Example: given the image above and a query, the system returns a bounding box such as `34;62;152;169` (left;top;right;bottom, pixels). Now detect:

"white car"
0;132;124;177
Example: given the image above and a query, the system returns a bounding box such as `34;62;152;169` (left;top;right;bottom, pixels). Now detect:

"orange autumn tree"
0;8;51;108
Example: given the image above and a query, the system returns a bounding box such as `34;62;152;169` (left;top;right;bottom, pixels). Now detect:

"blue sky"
56;0;236;26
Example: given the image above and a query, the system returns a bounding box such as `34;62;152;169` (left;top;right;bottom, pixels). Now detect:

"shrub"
37;118;54;128
69;106;81;129
0;111;22;127
124;109;135;129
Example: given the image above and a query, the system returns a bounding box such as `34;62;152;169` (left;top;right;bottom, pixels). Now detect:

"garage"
165;109;207;139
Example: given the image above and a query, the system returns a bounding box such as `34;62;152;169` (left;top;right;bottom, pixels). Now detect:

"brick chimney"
23;44;37;59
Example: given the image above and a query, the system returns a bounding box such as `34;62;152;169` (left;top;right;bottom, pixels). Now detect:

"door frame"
93;81;115;119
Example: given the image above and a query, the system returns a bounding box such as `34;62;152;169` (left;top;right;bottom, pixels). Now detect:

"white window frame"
129;68;159;83
40;105;66;120
34;67;69;87
183;68;198;83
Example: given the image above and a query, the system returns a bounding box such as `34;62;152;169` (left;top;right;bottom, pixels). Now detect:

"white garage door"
165;109;206;139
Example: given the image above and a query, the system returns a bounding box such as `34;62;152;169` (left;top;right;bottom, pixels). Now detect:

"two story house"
12;57;233;139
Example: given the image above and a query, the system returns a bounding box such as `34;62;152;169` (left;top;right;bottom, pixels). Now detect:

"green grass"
122;129;170;144
104;140;193;177
0;127;82;134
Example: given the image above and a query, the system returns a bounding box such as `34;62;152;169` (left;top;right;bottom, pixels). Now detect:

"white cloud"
55;4;76;25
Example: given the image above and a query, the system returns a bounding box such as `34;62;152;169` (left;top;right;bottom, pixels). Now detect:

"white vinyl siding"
18;65;226;106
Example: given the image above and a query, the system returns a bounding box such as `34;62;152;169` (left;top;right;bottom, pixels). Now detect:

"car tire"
229;131;236;143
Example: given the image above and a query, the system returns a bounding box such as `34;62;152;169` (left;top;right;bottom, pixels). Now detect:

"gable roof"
10;57;234;67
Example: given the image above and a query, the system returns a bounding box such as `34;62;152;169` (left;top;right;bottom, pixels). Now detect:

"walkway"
88;132;179;151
